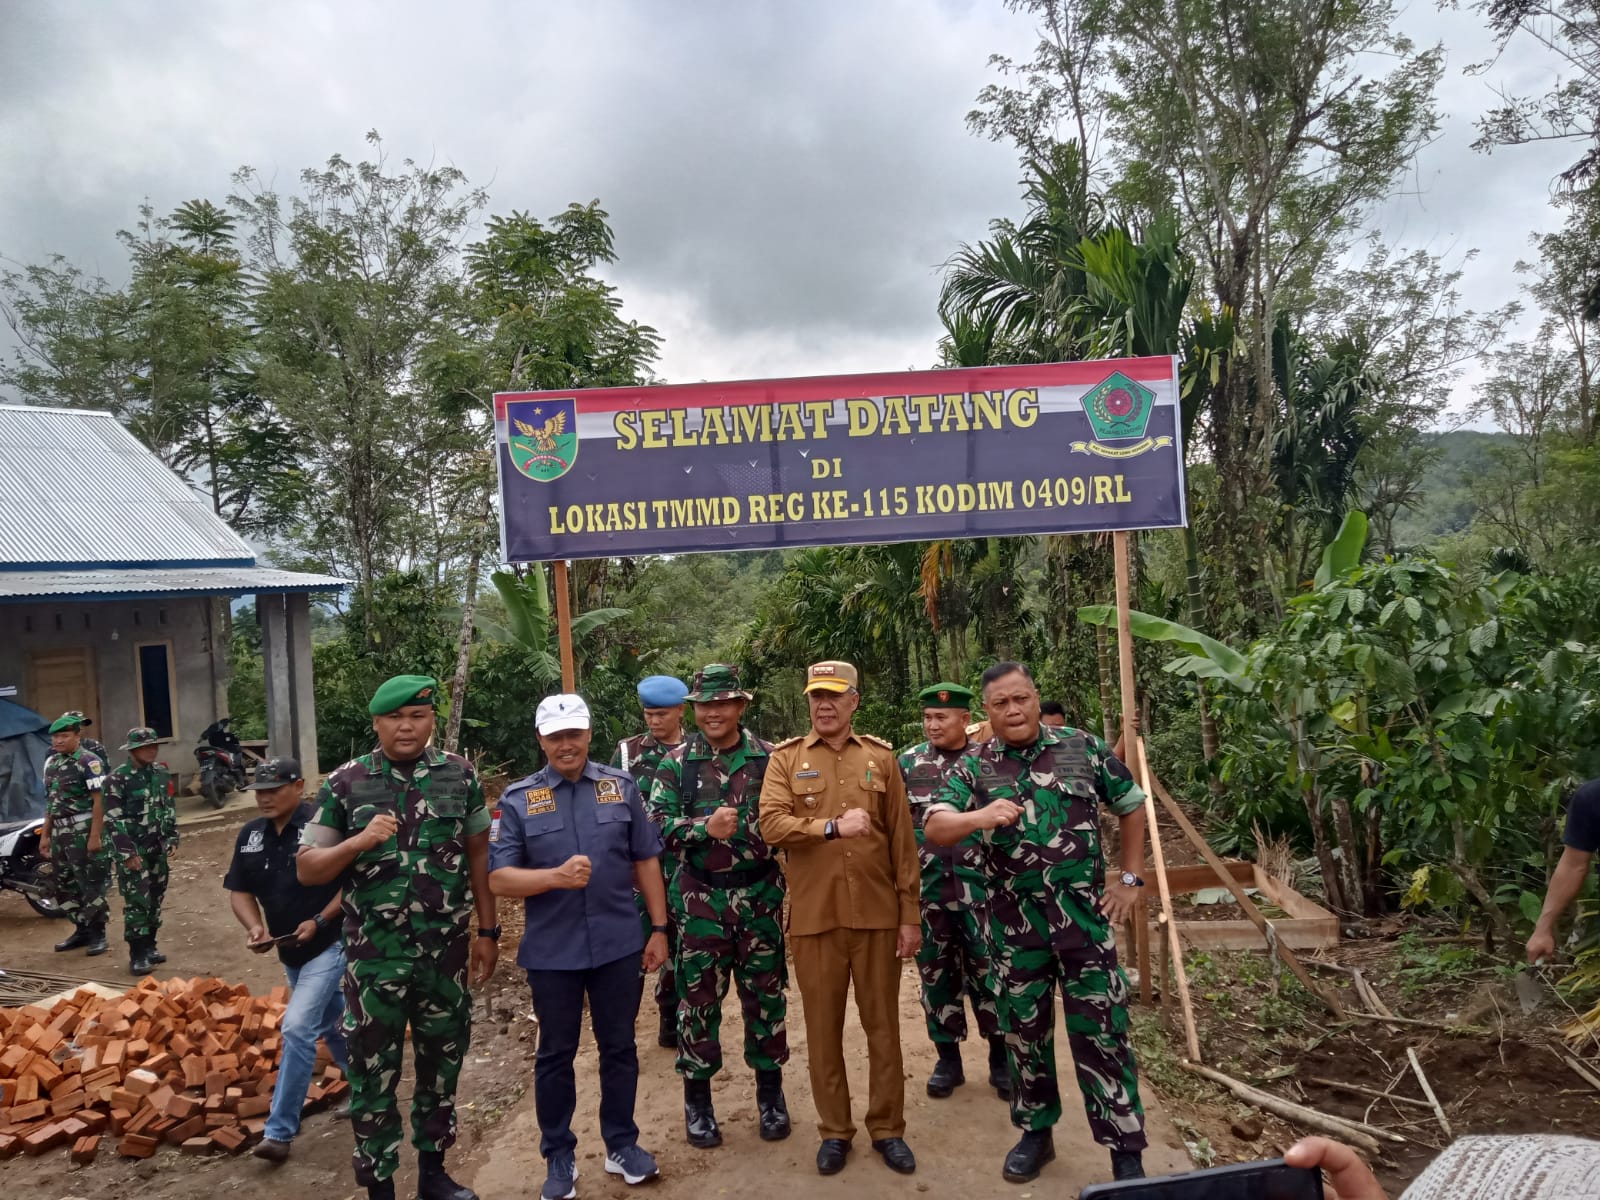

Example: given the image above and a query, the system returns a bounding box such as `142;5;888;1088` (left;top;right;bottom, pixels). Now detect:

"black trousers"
527;950;644;1157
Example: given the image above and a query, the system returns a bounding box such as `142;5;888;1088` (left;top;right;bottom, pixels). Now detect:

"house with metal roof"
0;404;349;778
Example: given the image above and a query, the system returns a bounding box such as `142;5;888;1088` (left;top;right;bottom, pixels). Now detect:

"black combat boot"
367;1182;396;1200
83;923;109;957
657;1004;677;1049
129;939;156;975
148;941;167;965
54;924;91;952
926;1041;964;1098
416;1149;478;1200
1111;1150;1145;1180
683;1077;721;1148
755;1068;790;1141
988;1035;1012;1101
1002;1129;1056;1183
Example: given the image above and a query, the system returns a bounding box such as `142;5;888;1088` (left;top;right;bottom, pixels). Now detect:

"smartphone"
1080;1159;1323;1200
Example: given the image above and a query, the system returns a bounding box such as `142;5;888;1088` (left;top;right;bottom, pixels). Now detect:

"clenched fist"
978;800;1023;830
554;854;592;889
705;806;739;839
360;812;399;851
835;807;872;838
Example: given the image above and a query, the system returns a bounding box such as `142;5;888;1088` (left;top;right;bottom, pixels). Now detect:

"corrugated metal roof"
0;566;351;601
0;405;256;569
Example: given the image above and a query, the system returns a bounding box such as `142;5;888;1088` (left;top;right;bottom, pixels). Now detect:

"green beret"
917;682;974;710
369;674;440;716
49;713;89;734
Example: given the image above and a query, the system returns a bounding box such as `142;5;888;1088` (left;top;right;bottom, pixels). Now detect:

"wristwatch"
651;924;669;935
1120;871;1145;888
824;819;838;841
312;914;329;932
477;925;502;941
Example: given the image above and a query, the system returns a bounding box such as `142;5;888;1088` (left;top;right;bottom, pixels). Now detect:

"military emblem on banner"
1071;371;1174;459
507;397;579;482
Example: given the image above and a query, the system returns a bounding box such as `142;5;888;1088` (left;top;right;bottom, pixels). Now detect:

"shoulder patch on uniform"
594;762;632;779
861;734;894;750
595;777;625;804
770;735;805;751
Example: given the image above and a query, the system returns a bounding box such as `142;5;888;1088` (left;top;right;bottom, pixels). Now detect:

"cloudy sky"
0;1;1575;413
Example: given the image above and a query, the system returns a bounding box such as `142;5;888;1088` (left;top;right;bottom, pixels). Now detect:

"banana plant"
486;566;629;686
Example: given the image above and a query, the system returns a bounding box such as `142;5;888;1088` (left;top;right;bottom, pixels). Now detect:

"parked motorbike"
195;717;247;809
0;816;65;917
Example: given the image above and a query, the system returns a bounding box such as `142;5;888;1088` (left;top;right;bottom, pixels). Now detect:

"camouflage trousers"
343;944;472;1185
917;902;1001;1044
995;935;1147;1150
670;868;789;1079
635;890;679;1015
113;836;170;944
49;817;109;930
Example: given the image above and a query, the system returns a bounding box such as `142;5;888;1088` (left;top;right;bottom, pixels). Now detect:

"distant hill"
1389;430;1513;547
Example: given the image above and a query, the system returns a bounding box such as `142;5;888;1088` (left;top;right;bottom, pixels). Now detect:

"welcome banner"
494;356;1186;562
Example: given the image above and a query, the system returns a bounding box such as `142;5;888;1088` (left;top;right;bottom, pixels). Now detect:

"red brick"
70;1133;101;1164
117;1133;160;1158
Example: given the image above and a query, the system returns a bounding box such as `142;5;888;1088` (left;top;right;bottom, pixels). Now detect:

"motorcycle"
195;717;247;809
0;816;65;918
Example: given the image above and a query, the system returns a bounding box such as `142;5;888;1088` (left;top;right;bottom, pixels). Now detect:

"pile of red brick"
0;975;347;1163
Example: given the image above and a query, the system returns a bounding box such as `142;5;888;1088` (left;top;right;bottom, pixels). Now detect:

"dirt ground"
2;806;1194;1199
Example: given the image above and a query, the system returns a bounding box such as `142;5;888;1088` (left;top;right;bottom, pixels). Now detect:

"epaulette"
770;735;805;752
861;734;895;750
594;762;633;779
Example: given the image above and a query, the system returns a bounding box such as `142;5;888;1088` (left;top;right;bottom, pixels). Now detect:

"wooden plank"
553;558;577;690
1145;770;1347;1019
1132;737;1199;1060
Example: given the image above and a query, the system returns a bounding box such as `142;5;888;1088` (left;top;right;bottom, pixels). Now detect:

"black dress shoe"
684;1077;721;1149
871;1137;916;1174
1002;1129;1055;1183
755;1069;790;1141
816;1138;851;1175
926;1042;964;1098
987;1035;1012;1101
54;925;91;952
1111;1150;1145;1180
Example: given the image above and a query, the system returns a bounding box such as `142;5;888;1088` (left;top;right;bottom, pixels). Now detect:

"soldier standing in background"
897;684;1008;1101
297;675;500;1200
925;661;1149;1186
62;712;110;763
759;661;921;1178
39;712;110;957
647;664;789;1149
104;727;178;974
611;674;689;1047
1038;701;1068;729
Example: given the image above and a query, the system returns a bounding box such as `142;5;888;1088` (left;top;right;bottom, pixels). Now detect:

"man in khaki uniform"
758;661;921;1178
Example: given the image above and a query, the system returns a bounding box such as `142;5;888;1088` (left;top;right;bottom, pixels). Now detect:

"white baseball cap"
536;693;591;735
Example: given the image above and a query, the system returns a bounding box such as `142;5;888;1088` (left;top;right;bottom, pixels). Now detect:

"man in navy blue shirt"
490;693;669;1200
1528;778;1600;963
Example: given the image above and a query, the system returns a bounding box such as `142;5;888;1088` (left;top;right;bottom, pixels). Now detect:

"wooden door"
27;647;99;727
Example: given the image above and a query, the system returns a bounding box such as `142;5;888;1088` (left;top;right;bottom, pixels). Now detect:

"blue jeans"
265;941;350;1142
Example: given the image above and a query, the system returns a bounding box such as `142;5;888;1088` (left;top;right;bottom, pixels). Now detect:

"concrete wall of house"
0;596;225;772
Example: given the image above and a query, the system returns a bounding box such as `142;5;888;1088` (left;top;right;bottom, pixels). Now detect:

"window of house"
137;642;176;739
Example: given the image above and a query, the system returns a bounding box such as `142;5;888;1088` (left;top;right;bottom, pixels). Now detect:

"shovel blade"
1515;969;1547;1014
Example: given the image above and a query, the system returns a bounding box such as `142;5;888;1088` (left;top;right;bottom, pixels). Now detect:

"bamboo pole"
552;559;576;691
1146;770;1348;1021
1179;1062;1398;1153
1135;739;1199;1060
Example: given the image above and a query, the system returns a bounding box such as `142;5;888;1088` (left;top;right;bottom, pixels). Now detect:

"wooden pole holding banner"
1113;531;1200;1058
552;559;576;692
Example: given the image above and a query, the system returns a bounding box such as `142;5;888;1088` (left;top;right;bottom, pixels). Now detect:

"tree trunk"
1328;791;1363;918
443;495;492;754
1290;712;1348;914
1450;816;1513;947
1184;526;1224;797
1094;619;1117;743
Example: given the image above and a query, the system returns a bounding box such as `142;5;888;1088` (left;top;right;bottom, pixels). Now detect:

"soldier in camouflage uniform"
611;674;689;1048
39;712;111;956
104;727;178;974
62;711;110;763
925;661;1150;1186
897;682;1008;1102
297;675;500;1200
647;663;789;1149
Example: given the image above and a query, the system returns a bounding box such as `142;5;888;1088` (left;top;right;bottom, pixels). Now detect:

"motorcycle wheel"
26;891;67;919
201;776;229;809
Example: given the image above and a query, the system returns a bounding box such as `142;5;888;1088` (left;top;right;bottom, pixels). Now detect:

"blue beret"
637;675;689;707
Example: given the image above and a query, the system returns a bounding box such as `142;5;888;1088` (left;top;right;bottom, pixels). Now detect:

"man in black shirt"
223;757;347;1163
1528;778;1600;963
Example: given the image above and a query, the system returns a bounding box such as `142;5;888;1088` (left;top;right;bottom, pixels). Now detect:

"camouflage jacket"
103;761;177;855
927;725;1144;950
648;729;775;875
44;748;107;818
302;746;491;961
898;739;988;909
610;732;682;798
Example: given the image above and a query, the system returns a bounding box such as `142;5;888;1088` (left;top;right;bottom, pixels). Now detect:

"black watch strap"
651;923;669;934
477;925;502;941
313;913;329;931
824;819;838;840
